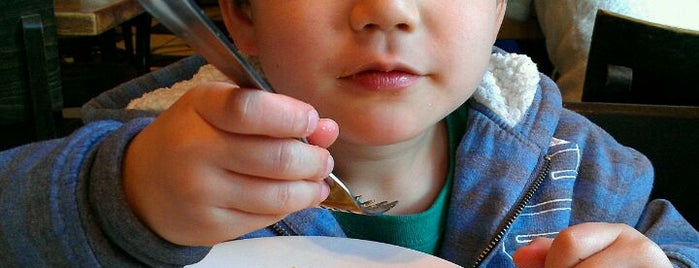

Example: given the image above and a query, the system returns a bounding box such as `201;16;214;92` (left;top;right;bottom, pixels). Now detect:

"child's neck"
330;121;448;215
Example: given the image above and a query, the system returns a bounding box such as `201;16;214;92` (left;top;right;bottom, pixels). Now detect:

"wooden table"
54;0;145;36
54;0;152;74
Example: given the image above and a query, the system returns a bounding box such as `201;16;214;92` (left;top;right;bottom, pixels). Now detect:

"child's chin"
342;123;435;147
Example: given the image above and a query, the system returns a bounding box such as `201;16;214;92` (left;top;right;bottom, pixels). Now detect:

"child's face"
221;1;506;146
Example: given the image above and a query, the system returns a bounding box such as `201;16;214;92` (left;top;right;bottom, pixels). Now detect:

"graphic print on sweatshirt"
500;137;581;261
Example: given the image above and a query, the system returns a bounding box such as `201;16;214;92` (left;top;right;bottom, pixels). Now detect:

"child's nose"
350;0;420;33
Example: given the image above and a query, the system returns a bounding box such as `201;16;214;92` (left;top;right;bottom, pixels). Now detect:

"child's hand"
513;222;672;268
122;82;338;246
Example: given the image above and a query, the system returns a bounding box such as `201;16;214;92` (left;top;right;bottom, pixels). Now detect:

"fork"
135;0;398;215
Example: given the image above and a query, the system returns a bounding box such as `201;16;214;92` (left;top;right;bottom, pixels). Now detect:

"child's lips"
341;70;422;91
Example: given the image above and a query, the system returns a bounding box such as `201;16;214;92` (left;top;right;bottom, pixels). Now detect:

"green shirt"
332;106;468;255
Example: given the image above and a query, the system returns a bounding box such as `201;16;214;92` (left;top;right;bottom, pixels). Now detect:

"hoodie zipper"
271;222;293;236
471;156;552;268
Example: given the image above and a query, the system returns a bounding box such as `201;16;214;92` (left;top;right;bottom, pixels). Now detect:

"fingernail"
306;109;319;135
325;155;334;177
319;181;330;202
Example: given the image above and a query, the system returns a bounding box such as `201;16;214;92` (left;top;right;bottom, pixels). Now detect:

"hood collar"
473;52;540;127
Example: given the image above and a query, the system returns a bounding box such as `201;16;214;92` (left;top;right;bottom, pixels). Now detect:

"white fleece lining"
474;53;540;127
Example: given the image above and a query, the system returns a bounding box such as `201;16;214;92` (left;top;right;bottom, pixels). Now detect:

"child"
1;0;696;267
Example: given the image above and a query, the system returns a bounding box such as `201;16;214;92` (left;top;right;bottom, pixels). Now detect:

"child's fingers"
163;205;288;246
187;129;334;180
544;222;623;267
208;134;333;181
573;236;671;268
513;237;553;268
544;222;671;268
170;175;329;246
306;119;340;148
190;82;320;138
192;213;285;246
215;174;329;215
122;82;336;247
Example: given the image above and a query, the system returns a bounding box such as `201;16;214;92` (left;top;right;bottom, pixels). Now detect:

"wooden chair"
565;102;699;227
0;0;64;150
582;10;699;106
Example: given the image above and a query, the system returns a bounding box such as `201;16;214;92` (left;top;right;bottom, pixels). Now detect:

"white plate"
187;236;462;267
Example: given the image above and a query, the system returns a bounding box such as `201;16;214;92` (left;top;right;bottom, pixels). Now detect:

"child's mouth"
342;70;421;91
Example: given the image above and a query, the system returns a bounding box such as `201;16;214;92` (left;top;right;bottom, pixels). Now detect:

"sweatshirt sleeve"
561;110;699;267
0;118;210;266
637;200;699;267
